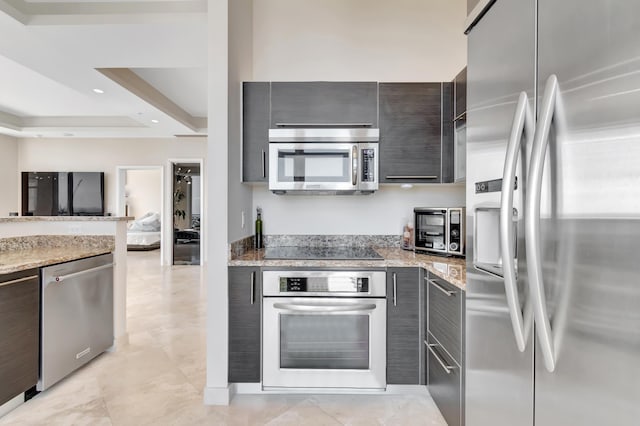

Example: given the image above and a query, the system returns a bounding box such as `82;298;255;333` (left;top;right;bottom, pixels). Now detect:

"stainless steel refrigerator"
465;1;640;425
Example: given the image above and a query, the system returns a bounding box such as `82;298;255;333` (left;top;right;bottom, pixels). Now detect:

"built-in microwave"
414;207;465;256
268;128;379;194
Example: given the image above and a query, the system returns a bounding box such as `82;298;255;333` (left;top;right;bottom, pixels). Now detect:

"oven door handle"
273;302;377;313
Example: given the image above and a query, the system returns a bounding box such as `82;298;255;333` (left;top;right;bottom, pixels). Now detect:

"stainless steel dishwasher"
38;253;114;391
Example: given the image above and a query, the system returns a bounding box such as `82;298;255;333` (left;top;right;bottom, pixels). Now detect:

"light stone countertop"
0;247;113;275
0;235;115;274
0;216;133;223
229;247;466;290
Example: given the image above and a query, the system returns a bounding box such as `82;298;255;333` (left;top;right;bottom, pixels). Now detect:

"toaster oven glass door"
415;209;448;253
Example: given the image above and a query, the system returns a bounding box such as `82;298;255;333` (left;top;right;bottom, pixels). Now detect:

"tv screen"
21;172;104;216
70;172;104;215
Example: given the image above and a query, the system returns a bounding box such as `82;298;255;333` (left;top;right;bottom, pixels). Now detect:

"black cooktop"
263;246;384;261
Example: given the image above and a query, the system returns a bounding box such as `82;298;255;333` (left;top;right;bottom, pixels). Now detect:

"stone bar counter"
0;216;132;343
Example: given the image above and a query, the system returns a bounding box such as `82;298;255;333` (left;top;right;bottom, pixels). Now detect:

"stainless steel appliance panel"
38;254;114;391
532;1;640;423
466;0;536;424
262;270;386;297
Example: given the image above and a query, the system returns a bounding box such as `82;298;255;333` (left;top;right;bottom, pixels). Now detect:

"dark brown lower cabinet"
0;269;40;405
387;267;422;384
228;267;261;383
426;272;465;426
427;331;462;426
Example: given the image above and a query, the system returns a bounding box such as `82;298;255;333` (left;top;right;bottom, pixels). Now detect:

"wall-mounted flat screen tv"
21;172;105;216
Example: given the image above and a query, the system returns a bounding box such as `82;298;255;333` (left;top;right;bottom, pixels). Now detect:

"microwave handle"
352;145;358;186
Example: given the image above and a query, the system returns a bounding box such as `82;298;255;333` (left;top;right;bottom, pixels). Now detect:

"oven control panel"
279;277;369;293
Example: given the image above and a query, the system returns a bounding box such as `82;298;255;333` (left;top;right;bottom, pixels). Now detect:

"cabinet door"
270;82;378;127
454;67;467;182
379;83;443;183
442;82;455;183
454;67;467;118
228;267;261;383
427;331;462;426
242;82;270;183
0;270;39;405
386;267;421;384
428;274;463;365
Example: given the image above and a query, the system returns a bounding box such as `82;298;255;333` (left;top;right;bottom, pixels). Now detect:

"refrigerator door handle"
526;74;559;373
501;91;533;353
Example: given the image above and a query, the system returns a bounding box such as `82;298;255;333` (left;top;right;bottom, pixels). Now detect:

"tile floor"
0;251;446;425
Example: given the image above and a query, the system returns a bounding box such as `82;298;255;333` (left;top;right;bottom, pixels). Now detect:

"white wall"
125;169;162;219
250;0;468;236
205;0;233;405
228;0;254;243
0;134;19;216
253;184;465;235
253;0;467;81
17;137;206;215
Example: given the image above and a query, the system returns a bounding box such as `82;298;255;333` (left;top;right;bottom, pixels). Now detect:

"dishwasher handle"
53;263;114;283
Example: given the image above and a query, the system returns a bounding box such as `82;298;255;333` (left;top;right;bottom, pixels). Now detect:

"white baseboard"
385;385;429;395
232;383;427;396
0;393;24;418
203;385;233;405
233;383;262;394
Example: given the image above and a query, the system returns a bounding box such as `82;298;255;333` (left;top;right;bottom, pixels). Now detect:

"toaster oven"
414;207;465;256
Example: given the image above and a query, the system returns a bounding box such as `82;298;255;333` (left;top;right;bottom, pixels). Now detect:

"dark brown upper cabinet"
242;82;270;183
379;83;454;183
270;82;378;127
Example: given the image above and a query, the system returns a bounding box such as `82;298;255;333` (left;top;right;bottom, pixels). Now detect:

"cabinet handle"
454;111;467;122
274;122;373;127
261;150;266;179
352;145;358;186
386;176;438;180
0;274;38;288
250;271;255;305
428;278;456;297
425;341;455;374
392;272;397;306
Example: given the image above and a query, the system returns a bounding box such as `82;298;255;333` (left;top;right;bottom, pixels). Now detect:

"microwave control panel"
361;149;375;182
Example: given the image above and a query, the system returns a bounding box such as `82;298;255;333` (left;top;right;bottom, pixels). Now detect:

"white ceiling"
0;0;208;138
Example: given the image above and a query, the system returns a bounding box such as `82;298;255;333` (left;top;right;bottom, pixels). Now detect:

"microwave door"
269;143;358;191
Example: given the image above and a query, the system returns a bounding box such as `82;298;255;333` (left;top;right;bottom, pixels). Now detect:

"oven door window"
277;148;352;183
279;314;369;370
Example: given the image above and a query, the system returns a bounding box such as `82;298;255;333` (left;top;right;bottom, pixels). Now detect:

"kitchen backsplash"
230;234;402;258
229;235;255;259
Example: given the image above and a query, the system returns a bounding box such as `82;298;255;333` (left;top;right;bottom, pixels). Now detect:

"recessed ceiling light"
151;119;159;124
93;88;104;94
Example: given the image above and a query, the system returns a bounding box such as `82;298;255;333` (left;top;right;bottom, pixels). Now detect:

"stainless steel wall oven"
262;270;386;390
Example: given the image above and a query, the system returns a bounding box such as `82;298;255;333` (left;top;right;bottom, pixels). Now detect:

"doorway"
116;166;164;263
172;163;201;265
